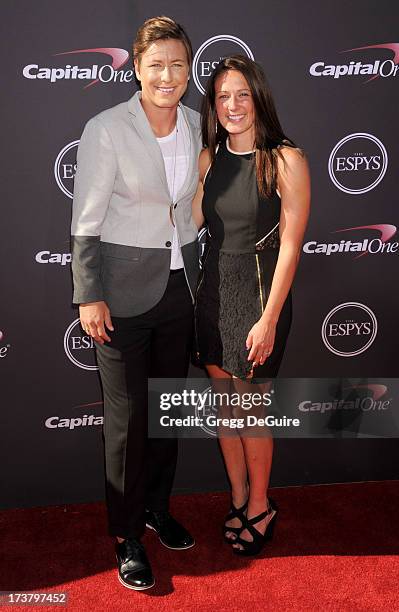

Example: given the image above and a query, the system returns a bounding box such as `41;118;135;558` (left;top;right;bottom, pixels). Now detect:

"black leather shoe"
115;537;155;590
145;510;195;550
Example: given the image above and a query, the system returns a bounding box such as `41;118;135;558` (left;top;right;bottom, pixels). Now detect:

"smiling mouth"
227;114;245;122
156;87;176;94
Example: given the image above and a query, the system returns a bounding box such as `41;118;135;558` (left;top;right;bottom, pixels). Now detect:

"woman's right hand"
79;301;114;345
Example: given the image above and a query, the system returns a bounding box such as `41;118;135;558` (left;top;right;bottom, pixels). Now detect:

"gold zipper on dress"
193;246;211;361
255;253;265;313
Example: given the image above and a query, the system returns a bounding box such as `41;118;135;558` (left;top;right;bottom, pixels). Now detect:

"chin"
226;125;246;134
157;93;182;104
156;99;180;108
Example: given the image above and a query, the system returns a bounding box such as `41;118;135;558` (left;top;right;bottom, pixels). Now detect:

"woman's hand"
246;318;276;366
79;301;114;345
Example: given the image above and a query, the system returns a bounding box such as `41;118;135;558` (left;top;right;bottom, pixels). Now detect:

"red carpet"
0;481;398;611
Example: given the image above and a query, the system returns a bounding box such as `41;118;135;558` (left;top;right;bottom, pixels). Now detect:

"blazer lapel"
174;102;198;202
127;92;170;196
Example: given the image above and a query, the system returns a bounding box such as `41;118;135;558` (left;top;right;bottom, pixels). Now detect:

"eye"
239;92;250;97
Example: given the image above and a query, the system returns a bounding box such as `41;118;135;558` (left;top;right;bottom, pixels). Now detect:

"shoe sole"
117;573;155;590
145;523;196;550
115;554;155;590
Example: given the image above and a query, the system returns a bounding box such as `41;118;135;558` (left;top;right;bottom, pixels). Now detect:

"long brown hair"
201;55;296;198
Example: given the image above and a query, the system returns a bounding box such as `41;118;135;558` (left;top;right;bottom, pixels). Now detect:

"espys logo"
0;330;10;359
328;133;388;195
192;35;254;94
23;47;132;88
321;302;378;357
194;386;218;437
303;224;398;258
309;42;399;81
54;140;79;199
298;383;391;413
198;227;208;268
64;318;98;371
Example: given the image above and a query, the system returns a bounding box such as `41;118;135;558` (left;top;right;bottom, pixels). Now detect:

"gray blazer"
71;91;201;317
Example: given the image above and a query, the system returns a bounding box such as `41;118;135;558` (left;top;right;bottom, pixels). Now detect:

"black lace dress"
194;139;292;379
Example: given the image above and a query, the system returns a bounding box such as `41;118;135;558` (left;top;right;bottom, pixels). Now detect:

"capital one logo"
0;330;10;359
192;35;254;94
23;48;132;89
328;133;388;195
309;42;399;82
303;223;398;258
54;140;79;199
298;382;391;414
45;401;103;430
64;318;98;371
321;302;378;357
343;383;388;401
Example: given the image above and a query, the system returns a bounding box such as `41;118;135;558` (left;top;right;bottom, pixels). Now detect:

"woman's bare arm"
262;147;311;324
247;147;311;364
192;148;211;229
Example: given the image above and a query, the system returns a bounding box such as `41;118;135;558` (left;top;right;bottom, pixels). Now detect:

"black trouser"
95;270;193;539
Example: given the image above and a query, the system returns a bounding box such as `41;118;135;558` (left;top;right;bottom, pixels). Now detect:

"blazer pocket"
100;242;141;261
100;244;143;297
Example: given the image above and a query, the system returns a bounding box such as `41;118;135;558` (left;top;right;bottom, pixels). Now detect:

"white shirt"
156;108;190;269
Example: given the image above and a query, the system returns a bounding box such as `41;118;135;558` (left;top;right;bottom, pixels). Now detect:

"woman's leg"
206;365;248;538
230;379;276;549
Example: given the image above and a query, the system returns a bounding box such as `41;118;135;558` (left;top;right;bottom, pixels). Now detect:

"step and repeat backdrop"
1;1;398;508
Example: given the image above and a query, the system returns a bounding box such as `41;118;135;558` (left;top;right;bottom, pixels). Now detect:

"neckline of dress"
226;137;255;156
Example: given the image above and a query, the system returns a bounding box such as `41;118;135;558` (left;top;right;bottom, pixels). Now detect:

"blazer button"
165;241;172;247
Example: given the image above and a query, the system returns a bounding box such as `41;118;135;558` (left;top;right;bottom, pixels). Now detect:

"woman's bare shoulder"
277;143;306;163
276;144;308;177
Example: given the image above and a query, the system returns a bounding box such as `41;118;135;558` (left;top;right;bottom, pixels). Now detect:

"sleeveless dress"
194;138;292;380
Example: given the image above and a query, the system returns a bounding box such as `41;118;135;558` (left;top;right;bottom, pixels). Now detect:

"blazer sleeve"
71;116;117;304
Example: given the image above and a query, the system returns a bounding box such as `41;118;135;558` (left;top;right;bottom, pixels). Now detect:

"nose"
227;95;239;112
160;66;173;83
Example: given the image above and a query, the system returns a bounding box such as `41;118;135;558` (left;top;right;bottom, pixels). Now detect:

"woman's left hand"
246;319;276;366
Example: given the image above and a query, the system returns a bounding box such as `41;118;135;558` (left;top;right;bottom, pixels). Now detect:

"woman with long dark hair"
192;55;310;555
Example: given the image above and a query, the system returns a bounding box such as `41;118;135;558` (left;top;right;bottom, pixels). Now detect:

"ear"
134;58;141;81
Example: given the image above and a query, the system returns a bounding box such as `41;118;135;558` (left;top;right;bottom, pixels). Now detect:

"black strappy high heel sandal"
223;500;248;542
232;498;278;556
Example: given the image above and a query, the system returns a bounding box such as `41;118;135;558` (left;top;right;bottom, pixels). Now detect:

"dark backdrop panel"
1;0;398;509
